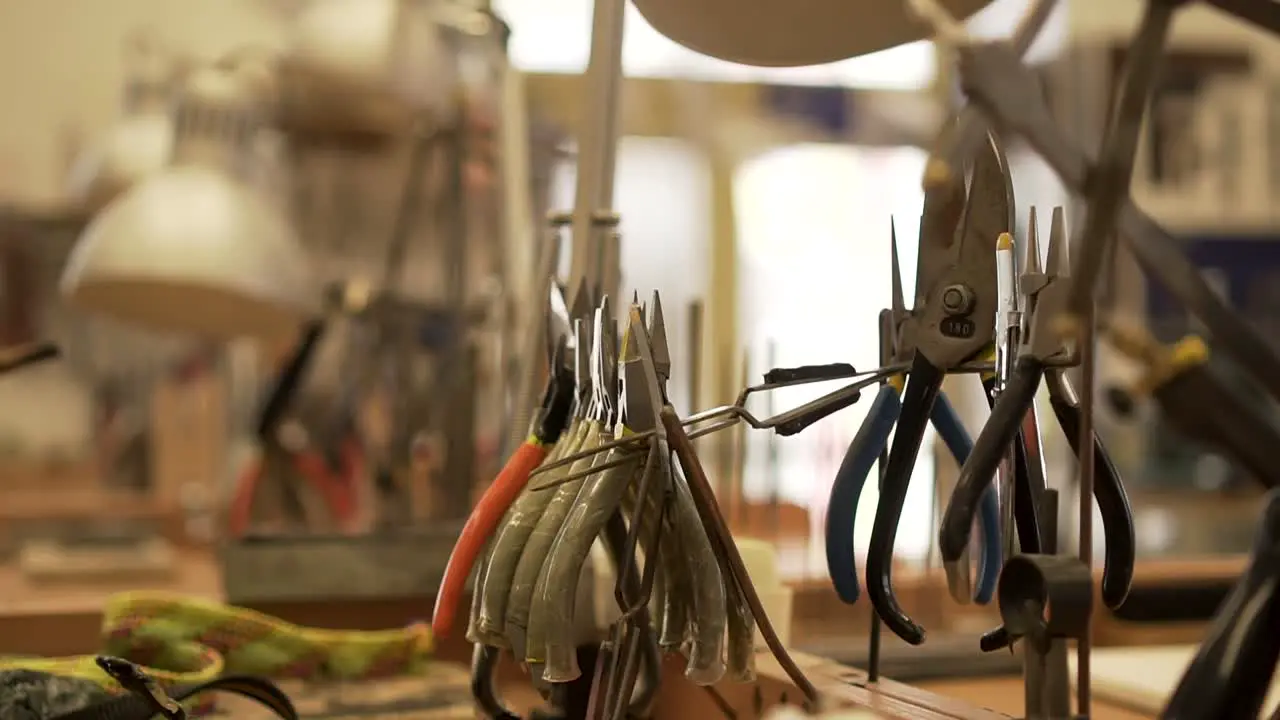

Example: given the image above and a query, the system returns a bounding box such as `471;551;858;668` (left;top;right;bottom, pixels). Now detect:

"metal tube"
566;0;627;294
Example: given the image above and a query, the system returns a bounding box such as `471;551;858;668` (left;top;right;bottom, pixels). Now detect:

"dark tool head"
909;131;1009;370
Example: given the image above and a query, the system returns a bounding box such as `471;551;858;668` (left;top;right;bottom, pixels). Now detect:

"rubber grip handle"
940;357;1042;564
1049;391;1135;610
433;441;550;638
774;384;862;437
825;384;901;604
763;362;856;384
930;392;1002;605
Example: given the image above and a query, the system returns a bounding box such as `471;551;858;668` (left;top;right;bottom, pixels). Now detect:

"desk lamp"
61;58;317;343
66;31;183;215
631;0;995;66
281;0;452;140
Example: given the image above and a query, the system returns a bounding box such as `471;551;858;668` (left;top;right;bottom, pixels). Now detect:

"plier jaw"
533;337;575;444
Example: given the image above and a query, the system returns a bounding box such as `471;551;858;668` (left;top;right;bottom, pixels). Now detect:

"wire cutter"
939;206;1136;620
825;220;1002;608
433;286;576;639
860;130;1010;646
227;316;361;537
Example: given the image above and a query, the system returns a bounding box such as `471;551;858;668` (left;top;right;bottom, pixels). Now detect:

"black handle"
1161;489;1280;719
254;319;327;441
1048;382;1136;611
866;354;944;646
763;362;856;385
772;383;862;437
940;358;1041;564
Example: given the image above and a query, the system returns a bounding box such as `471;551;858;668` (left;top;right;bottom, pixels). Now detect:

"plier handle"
433;294;577;639
825;374;1002;605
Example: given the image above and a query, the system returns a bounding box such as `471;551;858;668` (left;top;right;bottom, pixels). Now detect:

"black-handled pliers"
825;221;1002;609
939;206;1136;624
864;129;1010;646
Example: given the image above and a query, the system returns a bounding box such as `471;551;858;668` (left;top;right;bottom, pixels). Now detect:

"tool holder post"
998;488;1091;720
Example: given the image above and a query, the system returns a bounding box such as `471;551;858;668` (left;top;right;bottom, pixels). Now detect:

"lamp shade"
280;0;452;138
631;0;994;67
60;166;318;342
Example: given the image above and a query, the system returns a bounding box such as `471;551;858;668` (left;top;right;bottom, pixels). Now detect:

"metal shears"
862;130;1011;645
824;219;1002;608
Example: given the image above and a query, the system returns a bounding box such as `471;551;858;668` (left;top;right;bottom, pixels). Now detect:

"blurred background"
0;0;1272;650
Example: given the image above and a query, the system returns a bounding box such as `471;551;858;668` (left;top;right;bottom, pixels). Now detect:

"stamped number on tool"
939;317;976;339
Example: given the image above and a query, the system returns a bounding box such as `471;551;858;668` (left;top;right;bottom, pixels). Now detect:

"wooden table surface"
918;678;1151;720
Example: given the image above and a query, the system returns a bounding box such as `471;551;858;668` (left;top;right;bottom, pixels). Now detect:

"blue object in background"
761;84;853;137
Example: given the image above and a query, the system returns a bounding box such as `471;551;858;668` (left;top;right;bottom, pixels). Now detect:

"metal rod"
566;0;627;294
687;300;705;415
1076;288;1097;714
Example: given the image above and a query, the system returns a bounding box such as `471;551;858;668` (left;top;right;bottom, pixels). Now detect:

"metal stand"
998;489;1091;720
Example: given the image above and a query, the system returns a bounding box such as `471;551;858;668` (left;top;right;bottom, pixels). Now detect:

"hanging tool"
909;0;1280;404
826;219;1002;608
535;294;726;687
860;130;1008;646
508;295;616;670
992;209;1048;557
227;313;361;536
433;286;576;639
628;304;821;709
1160;488;1280;719
939;206;1135;622
474;285;592;648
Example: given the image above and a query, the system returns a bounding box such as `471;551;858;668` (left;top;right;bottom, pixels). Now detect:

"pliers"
861;130;1010;646
939;206;1136;627
227;316;361;537
433;285;576;639
825;219;1002;608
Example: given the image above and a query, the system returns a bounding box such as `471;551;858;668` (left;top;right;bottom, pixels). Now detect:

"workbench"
0;547;1235;718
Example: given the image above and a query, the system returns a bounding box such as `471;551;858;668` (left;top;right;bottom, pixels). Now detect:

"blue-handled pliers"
825;220;1002;610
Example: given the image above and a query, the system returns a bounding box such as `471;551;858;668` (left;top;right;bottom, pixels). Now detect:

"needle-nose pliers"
939;206;1135;621
433;286;576;639
825;219;1002;608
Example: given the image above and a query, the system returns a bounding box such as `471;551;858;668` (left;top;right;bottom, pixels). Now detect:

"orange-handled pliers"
432;338;575;638
225;318;363;536
227;438;362;536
